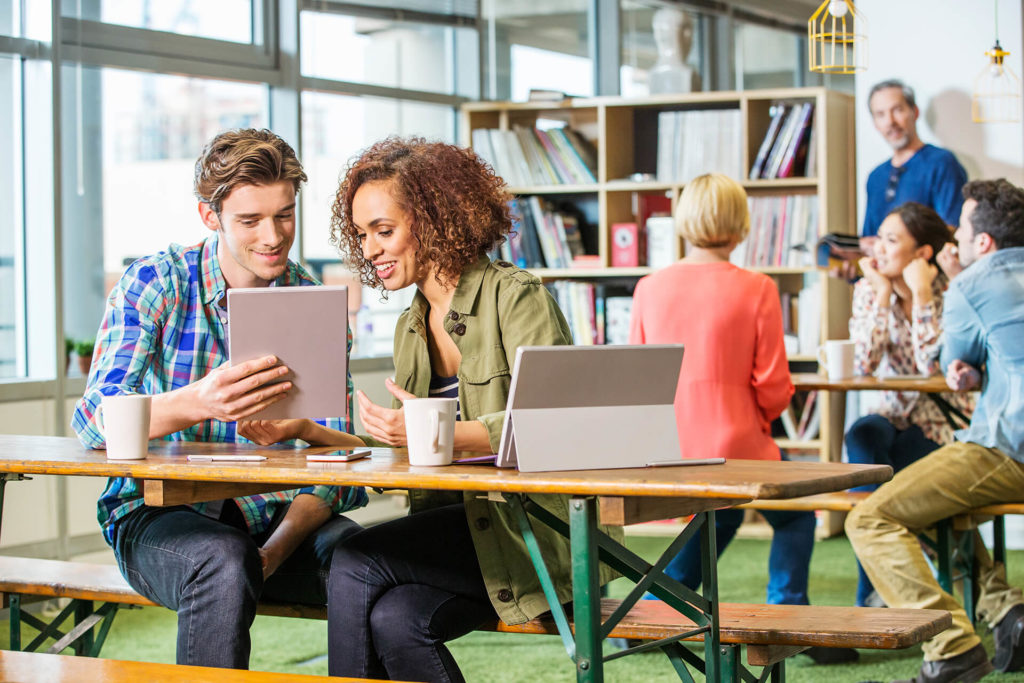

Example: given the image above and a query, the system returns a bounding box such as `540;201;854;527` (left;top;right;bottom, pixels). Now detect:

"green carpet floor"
5;535;1024;681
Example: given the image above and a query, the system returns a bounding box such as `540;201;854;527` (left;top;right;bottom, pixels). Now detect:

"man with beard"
862;79;967;238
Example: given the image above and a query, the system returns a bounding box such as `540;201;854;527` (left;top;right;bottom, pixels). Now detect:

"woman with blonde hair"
629;173;851;663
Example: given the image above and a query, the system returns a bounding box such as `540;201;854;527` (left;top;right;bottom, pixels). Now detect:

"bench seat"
738;491;1024;516
0;649;393;682
0;556;949;657
489;599;949;651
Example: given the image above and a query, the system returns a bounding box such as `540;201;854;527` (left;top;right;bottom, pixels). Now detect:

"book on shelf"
471;125;597;187
497;197;594;270
751;101;817;180
645;215;676;270
797;390;821;440
546;281;635;346
777;103;815;179
528;88;572;102
797;280;821;357
749;103;788;179
656;108;742;183
731;195;819;268
604;296;634;345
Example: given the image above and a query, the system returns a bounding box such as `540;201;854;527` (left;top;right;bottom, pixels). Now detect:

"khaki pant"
846;441;1024;661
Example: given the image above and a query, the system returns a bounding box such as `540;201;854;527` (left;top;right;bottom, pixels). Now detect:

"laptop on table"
496;345;686;472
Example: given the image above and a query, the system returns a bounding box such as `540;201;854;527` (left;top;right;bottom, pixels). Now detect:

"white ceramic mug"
817;340;856;380
404;398;457;467
100;394;152;460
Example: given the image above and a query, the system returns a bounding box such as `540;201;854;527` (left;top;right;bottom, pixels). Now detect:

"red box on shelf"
611;222;640;267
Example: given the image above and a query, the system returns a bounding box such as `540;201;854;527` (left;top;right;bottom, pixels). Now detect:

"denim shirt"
390;255;622;625
940;247;1024;462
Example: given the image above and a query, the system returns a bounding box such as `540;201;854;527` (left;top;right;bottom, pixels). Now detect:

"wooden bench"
0;648;393;682
738;491;1024;623
0;555;950;680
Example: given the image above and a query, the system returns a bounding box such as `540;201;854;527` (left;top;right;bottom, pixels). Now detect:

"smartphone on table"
306;449;371;463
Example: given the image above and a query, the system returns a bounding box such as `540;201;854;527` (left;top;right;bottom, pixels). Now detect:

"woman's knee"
845;414;895;460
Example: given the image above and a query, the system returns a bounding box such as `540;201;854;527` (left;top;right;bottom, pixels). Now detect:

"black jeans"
113;501;362;669
327;503;495;682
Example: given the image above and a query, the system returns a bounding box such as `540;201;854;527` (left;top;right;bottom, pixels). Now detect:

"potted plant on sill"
74;338;95;377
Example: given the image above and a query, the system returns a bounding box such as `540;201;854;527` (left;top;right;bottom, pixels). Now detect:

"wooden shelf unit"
463;87;856;507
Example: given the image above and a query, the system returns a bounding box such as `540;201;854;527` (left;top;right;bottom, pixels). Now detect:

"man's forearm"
149;385;202;439
260;493;333;575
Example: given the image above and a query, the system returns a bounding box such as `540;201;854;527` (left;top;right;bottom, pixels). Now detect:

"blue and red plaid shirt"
72;235;367;545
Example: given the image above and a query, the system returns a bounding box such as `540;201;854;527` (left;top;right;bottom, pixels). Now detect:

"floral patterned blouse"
849;276;975;445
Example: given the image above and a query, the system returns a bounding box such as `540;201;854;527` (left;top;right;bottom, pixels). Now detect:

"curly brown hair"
330;137;511;290
194;129;306;214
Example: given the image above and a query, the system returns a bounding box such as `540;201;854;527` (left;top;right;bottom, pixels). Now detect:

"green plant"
65;337;74;355
74;338;95;358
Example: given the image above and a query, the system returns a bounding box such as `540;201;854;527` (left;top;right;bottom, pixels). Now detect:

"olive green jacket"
391;255;623;625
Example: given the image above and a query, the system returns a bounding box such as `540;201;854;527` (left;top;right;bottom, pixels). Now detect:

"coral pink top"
629;261;793;461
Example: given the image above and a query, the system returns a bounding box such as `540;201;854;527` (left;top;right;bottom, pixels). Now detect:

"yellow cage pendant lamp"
972;1;1022;123
808;0;867;74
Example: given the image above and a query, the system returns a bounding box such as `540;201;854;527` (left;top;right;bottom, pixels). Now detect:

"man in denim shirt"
847;179;1024;683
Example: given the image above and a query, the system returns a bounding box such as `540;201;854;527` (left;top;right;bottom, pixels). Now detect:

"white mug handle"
429;409;439;452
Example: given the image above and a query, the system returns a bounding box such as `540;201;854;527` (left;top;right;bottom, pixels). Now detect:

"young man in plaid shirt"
72;129;367;669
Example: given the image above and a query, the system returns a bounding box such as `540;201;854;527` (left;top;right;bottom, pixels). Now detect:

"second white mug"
404;398;457;466
817;340;856;380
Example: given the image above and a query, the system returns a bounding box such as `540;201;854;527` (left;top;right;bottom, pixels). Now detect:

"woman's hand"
237;419;310;445
902;257;938;305
858;256;892;303
356;378;416;446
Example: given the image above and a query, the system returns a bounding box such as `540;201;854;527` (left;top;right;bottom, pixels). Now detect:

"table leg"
700;509;722;683
569;496;602;682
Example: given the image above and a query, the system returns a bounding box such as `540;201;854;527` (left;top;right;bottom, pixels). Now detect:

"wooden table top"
792;372;951;393
0;435;890;501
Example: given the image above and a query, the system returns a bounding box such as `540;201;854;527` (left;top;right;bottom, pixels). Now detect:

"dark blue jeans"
844;414;940;605
662;507;816;605
327;503;495;682
113;501;362;669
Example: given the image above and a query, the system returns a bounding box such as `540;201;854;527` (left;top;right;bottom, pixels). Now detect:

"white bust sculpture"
650;8;701;94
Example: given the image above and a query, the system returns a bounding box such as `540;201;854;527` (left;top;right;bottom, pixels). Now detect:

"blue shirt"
72;235;367;544
940;247;1024;462
863;144;967;237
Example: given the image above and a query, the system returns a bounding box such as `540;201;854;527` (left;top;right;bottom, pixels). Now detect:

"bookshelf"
463;87;856;528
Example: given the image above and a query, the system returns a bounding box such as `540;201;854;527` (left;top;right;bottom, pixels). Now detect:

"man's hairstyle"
193;129;307;214
962;179;1024;249
887;202;952;265
674;173;750;248
868;79;916;110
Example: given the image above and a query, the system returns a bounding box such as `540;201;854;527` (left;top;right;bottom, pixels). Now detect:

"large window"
483;0;592;101
301;11;478;98
0;55;20;378
63;0;255;44
60;67;268;366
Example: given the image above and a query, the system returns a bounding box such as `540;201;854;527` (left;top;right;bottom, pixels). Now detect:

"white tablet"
227;286;348;421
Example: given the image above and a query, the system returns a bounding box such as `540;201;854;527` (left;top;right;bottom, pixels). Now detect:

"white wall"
855;0;1024;229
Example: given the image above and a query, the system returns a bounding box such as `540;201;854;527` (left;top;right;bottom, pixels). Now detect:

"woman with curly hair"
243;136;619;682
